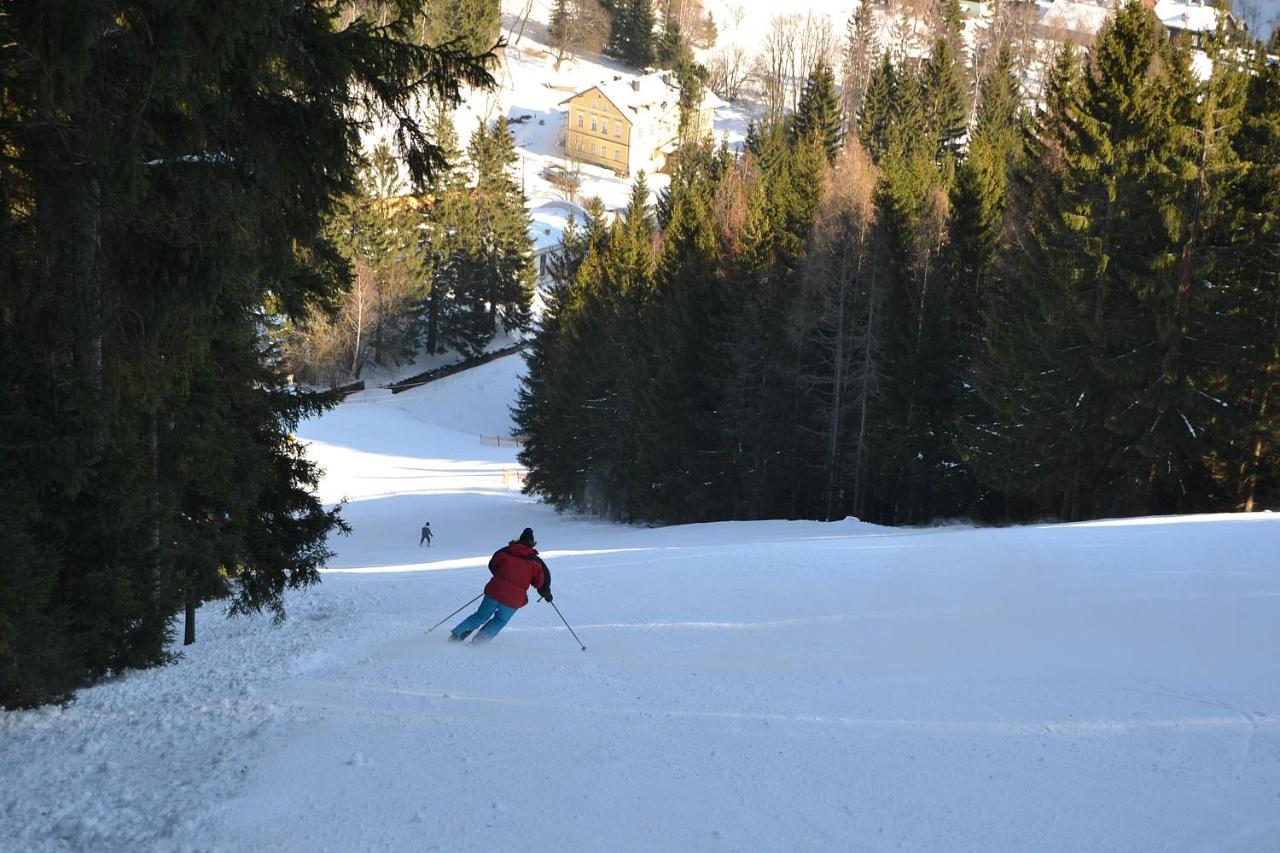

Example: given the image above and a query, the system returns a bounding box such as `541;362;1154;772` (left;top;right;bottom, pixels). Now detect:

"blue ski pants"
452;595;518;642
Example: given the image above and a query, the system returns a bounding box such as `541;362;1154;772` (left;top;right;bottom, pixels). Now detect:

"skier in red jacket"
450;528;552;644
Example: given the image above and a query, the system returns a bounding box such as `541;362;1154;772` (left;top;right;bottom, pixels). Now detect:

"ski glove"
538;585;553;603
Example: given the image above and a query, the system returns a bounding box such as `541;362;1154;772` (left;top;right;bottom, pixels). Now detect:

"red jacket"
484;542;546;608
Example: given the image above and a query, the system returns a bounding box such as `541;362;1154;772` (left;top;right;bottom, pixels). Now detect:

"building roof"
560;71;724;126
1153;0;1225;33
1038;0;1115;37
528;200;592;253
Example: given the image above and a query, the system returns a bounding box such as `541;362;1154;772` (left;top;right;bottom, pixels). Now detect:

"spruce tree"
841;1;878;135
858;55;898;162
607;0;657;68
950;47;1021;319
516;213;590;506
1101;25;1251;514
1219;52;1280;510
471;117;536;336
626;0;658;68
973;1;1207;519
0;0;492;708
919;37;969;168
637;185;724;520
790;60;844;162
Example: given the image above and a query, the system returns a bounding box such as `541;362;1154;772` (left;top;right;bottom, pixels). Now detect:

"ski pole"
548;600;586;651
426;593;483;634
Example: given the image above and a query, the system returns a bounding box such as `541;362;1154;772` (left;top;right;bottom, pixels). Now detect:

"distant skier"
451;527;551;644
419;522;433;547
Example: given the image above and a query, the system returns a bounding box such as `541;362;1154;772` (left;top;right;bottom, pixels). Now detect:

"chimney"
631;79;640;92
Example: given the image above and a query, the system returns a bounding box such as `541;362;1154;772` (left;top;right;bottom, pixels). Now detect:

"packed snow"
3;351;1279;852
4;4;1280;850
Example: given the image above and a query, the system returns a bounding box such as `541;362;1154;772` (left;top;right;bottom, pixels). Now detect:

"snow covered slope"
3;353;1279;852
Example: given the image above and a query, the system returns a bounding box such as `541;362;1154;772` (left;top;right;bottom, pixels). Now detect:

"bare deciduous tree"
752;13;835;123
548;0;609;70
886;0;937;63
659;0;718;48
708;46;750;101
510;0;535;46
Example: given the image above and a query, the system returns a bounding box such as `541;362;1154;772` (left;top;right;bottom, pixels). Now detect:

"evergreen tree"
426;118;535;357
858;55;898;162
627;0;658;68
675;59;712;146
421;102;466;355
950;47;1021;320
0;0;492;708
515;212;590;506
637;185;725;520
656;18;693;68
841;1;878;135
307;144;426;381
790;60;844;162
919;37;969;168
518;181;653;516
1100;25;1251;514
973;0;1218;519
419;0;503;56
940;0;965;47
606;0;656;68
1218;51;1280;510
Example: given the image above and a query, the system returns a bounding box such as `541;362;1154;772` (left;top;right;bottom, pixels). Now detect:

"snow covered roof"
1038;0;1115;37
1153;0;1225;33
561;71;723;126
528;200;592;253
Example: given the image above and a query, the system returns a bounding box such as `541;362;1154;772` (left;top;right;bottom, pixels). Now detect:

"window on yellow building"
615;121;621;137
577;112;583;128
590;142;596;154
614;148;621;162
591;116;597;132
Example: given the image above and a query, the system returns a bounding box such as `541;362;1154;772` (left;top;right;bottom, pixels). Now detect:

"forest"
0;0;500;709
517;1;1280;528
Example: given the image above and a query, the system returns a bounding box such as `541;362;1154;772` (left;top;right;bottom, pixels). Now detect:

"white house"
560;71;724;177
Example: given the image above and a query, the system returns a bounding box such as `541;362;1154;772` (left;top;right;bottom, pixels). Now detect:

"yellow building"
561;72;721;177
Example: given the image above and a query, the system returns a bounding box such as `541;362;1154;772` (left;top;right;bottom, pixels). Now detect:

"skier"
451;527;551;644
419;521;432;547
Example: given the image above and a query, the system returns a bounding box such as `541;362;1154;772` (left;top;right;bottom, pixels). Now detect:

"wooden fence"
481;434;527;448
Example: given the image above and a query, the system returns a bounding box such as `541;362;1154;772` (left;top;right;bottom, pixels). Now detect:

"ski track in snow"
4;351;1280;852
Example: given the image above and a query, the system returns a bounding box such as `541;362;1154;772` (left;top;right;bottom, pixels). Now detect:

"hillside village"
461;0;1257;346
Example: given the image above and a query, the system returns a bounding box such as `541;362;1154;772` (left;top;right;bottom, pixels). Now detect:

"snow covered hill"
3;352;1279;852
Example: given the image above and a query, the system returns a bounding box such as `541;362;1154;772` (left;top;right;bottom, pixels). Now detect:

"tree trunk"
427;287;441;353
824;242;850;521
148;413;161;607
184;592;196;645
852;258;878;519
512;0;535;46
76;174;104;407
